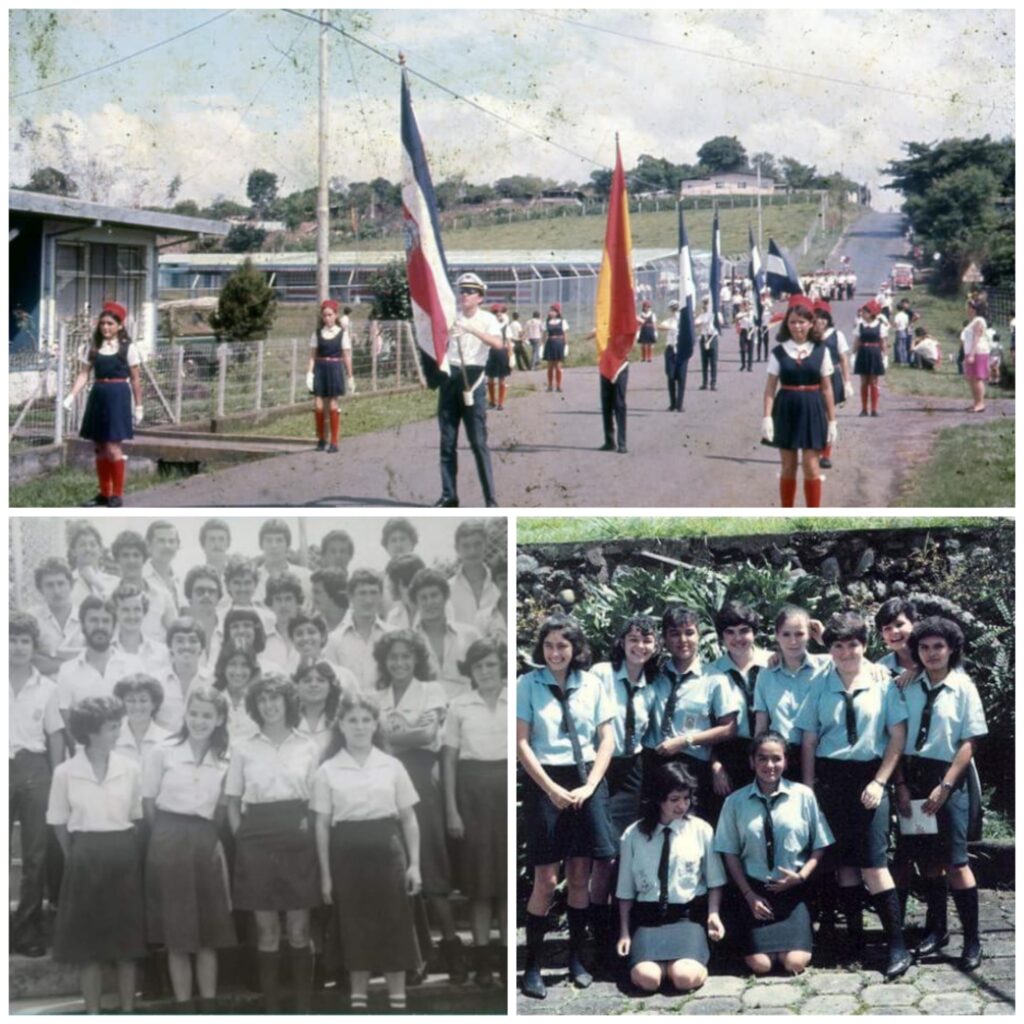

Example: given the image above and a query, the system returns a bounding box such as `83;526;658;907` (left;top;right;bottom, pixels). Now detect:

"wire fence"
9;320;423;451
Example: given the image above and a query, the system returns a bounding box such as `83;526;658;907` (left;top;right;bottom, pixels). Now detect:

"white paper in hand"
898;800;939;836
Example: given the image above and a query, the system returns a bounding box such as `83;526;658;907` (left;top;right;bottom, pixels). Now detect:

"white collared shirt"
143;561;181;616
225;730;320;804
142;738;228;820
30;603;85;660
47;749;142;832
767;341;834;378
447;308;501;368
115;718;174;764
323;613;388;691
414;619;482;700
443;688;507;761
378;679;448;754
10;668;63;756
311;747;419;822
225;695;261;745
56;647;146;711
447;566;500;627
153;666;215;733
295;711;334;760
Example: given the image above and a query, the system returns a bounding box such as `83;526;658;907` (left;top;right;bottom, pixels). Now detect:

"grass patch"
224;382;535;439
517;516;1001;545
895;421;1014;507
10;465;197;509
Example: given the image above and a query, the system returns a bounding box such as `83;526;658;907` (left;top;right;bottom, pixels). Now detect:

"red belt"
780;385;820;392
95;378;129;383
316;357;342;362
860;342;881;347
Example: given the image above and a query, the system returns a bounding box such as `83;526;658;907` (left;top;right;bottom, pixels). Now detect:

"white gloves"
348;377;357;395
306;370;315;393
134;405;144;426
843;379;855;400
827;420;838;444
761;416;774;443
62;394;75;411
883;355;889;370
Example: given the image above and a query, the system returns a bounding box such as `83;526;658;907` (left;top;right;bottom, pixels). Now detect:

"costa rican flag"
765;237;803;298
710;205;723;328
749;226;766;330
400;67;454;385
676;205;698;362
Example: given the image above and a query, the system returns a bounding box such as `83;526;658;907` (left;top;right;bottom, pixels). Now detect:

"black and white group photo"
8;515;508;1014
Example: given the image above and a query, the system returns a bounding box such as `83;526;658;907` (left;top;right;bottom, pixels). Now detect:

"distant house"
9;189;228;354
225;216;287;232
678;172;776;197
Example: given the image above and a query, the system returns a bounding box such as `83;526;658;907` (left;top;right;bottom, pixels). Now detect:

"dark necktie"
658;826;672;910
547;684;588;784
623;679;637;754
840;689;861;746
660;673;681;741
915;681;943;752
728;666;760;721
760;794;779;871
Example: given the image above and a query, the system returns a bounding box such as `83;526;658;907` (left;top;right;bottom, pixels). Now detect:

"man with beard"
55;596;143;724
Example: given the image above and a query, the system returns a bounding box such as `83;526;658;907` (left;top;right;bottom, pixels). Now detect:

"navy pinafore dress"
770;343;829;451
79;346;134;442
853;321;886;376
823;329;845;405
313;327;346;397
542;317;566;362
638;312;657;345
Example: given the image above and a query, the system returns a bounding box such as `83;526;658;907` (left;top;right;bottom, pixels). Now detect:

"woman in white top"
212;643;261;743
312;692;423;1012
306;299;350;452
112;675;172;765
961;298;990;413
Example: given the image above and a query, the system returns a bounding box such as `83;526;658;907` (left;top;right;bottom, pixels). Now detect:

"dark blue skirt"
313;360;346;397
771;389;828;452
543;338;566;362
79;379;134;442
485;346;511;379
523;763;615;865
854;344;885;376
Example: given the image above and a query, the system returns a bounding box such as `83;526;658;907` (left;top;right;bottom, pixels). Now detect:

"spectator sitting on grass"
909;327;941;371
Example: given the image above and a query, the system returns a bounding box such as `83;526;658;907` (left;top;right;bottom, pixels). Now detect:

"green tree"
434;174;467;211
25;166;77;196
779;156;820;190
696;136;748;174
750;151;777;180
494;175;551;200
223;223;267;253
368;259;411;320
588;168;613;199
209;258;277;341
172;199;201;218
246;168;279;218
205;197;251;220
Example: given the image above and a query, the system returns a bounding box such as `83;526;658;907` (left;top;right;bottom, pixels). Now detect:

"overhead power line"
10;10;235;99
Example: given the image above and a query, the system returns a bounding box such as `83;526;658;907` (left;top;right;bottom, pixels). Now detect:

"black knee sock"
839;885;863;941
288;946;313;1012
951;886;980;947
873;888;908;955
566;906;590;957
524;912;547;971
924;876;949;936
257;951;281;1011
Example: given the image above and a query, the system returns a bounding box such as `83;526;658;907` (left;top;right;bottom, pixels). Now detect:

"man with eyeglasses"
434;272;504;508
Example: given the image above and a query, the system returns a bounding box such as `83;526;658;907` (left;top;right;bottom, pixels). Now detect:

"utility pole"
316;9;330;301
756;162;764;253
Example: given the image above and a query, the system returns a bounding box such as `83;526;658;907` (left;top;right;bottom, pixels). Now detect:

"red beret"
550;303;561;313
863;300;882;317
813;300;833;318
101;302;127;323
786;295;815;316
320;299;339;313
489;303;501;313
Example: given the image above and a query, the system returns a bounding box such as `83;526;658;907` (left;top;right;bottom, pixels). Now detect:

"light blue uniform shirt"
516;666;614;766
794;665;908;761
902;669;988;764
708;650;771;739
714;779;834;883
643;662;732;762
753;654;830;744
591;661;654;758
616;815;727;903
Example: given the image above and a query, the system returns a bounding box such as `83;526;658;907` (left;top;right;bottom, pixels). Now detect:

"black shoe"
859;410;869;417
432;497;459;507
315;439;327;451
884;949;913;981
568;954;593;989
13;941;46;958
617;444;628;454
710;383;717;391
326;443;339;453
912;931;950;958
699;384;708;390
599;442;615;451
520;966;546;999
83;493;108;507
107;496;123;508
960;941;983;972
871;410;880;417
820;456;833;469
406;963;428;987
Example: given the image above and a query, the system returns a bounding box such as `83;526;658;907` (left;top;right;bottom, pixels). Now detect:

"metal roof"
10;189;230;237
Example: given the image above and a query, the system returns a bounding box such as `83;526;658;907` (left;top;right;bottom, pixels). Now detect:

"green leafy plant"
209;258;277;342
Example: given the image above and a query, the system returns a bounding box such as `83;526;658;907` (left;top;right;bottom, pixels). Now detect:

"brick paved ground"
516;890;1014;1015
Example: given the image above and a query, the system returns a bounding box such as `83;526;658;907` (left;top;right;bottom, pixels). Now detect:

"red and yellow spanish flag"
596;138;637;382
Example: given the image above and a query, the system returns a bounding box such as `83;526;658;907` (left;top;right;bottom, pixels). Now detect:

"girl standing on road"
794;612;912;980
517;613;616;999
961;299;990;413
761;295;837;508
543;304;569;393
892;617;987;972
615;762;726;993
485;304;512;411
307;299;347;453
714;732;833;977
852;300;889;418
813;300;853;469
63;302;143;508
588;616;662;959
637;301;657;363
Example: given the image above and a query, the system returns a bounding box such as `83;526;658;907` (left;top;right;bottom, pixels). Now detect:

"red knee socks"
110;458;126;497
314;408;325;440
821;442;833;460
780;478;798;507
870;384;880;413
498;382;507;409
329;409;340;446
804;477;822;508
860;381;869;412
95;456;112;498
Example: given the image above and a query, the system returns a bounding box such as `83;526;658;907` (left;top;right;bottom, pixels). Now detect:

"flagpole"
756;163;764;254
316;9;329;301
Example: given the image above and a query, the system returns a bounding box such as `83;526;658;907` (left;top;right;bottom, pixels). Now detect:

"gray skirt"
737;877;812;955
629;903;709;967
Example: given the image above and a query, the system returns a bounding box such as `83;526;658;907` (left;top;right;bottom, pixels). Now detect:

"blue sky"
8;8;1015;210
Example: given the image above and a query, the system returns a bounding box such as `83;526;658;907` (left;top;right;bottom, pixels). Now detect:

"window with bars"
54;241;146;330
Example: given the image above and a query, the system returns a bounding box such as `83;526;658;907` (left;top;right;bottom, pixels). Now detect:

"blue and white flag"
748;226;765;330
710;205;723;328
676;205;698;362
765;237;803;297
400;66;455;385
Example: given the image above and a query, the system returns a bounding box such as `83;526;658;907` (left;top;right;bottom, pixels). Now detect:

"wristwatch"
940;781;954;793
